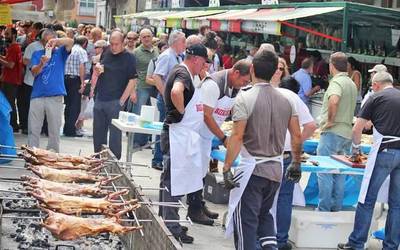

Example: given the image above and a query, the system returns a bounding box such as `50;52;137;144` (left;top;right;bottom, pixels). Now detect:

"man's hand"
164;109;184;124
285;162;302;183
40;56;49;66
323;121;335;130
46;38;58;50
129;90;137;104
79;84;85;94
223;136;229;148
223;170;240;190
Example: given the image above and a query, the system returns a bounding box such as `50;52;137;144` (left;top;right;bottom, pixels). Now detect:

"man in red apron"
338;72;400;250
186;59;251;225
223;50;302;250
159;44;211;244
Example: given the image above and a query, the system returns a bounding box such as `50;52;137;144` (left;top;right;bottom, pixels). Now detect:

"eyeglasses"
278;67;285;71
127;37;138;40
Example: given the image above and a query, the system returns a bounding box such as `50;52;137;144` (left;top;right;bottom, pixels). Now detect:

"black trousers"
93;99;122;159
233;174;280;250
63;76;82;136
187;178;205;209
17;83;32;130
1;82;19;129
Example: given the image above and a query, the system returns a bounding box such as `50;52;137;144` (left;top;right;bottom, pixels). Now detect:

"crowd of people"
1;20;400;250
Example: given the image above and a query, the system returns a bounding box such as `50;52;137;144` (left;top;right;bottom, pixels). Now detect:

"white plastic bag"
81;98;94;120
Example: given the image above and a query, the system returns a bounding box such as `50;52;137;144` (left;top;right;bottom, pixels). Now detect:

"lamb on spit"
21;176;113;197
29;188;139;215
21;145;104;166
41;207;142;241
21;152;100;171
27;164;121;183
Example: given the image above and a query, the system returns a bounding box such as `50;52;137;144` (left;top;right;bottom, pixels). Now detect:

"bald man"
129;28;159;149
93;31;138;159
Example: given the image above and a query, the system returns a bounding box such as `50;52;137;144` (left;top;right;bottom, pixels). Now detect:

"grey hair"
168;30;185;46
372;71;393;84
74;35;88;46
41;28;57;40
259;43;276;53
186;34;201;48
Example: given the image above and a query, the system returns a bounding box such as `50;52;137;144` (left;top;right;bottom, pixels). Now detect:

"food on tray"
221;121;233;133
29;188;138;215
349;154;368;164
22;176;113;197
41;207;142;241
27;164;122;183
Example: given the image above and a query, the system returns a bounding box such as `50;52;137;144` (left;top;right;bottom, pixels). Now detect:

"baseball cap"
368;64;387;73
186;44;212;63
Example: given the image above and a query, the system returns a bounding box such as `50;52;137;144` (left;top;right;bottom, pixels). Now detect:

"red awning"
0;0;32;4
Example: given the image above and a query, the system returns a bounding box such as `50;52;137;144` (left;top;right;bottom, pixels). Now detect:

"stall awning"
166;9;227;28
241;7;344;22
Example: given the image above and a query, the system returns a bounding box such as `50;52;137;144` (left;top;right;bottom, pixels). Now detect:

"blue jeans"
152;94;165;165
348;149;400;250
276;155;294;247
129;88;152;147
317;132;351;211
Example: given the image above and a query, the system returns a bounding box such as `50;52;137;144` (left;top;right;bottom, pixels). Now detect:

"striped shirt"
65;44;88;76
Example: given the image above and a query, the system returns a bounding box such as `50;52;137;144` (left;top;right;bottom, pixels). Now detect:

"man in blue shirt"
292;58;320;107
29;29;73;152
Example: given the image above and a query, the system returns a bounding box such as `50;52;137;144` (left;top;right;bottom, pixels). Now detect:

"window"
79;0;95;16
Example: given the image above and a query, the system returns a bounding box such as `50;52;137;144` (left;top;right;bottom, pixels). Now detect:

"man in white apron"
338;72;400;250
186;59;252;225
273;76;317;250
159;44;211;244
223;49;302;250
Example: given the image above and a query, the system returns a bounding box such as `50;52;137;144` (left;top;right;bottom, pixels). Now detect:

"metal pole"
341;3;349;52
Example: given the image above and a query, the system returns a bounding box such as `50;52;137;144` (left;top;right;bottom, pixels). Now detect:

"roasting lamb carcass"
21;152;101;171
27;164;121;183
21;145;104;166
29;188;139;215
21;176;113;197
41;207;142;241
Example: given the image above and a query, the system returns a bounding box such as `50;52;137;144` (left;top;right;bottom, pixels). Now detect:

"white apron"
358;127;400;204
169;65;204;197
225;147;283;238
200;95;235;177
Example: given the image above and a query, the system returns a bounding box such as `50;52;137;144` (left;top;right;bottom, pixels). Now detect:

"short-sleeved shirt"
359;87;400;150
65;44;88;76
133;45;159;89
23;41;44;86
154;48;181;83
232;83;296;182
96;48;138;102
278;88;314;151
201;70;236;108
292;68;312;104
319;72;357;139
2;43;22;85
164;64;195;124
31;46;69;99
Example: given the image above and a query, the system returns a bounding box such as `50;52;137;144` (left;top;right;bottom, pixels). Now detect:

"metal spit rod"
103;167;144;237
0;215;153;223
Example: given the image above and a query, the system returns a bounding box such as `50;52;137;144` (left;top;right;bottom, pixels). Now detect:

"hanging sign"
0;4;12;25
261;0;279;5
209;0;220;7
241;21;281;35
289;45;296;64
391;29;400;46
145;0;152;10
172;0;181;8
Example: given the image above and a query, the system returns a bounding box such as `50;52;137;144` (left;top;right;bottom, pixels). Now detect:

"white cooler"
288;209;378;249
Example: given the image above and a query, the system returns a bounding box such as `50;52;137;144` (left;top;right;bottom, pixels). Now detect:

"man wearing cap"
185;59;252;226
338;71;400;250
159;44;211;244
361;64;388;108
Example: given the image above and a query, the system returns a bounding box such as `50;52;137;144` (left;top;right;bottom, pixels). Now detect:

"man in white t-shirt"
20;33;45;134
272;76;317;250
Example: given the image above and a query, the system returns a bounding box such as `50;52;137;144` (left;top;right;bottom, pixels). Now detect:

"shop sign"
261;0;279;5
229;20;241;33
209;0;220;7
145;0;152;10
211;20;229;32
0;4;12;25
241;20;281;35
172;0;181;8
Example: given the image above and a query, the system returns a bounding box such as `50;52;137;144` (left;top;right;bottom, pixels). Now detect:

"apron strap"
254;155;283;164
381;136;400;144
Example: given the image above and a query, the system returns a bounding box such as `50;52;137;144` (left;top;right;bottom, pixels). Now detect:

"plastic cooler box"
204;172;229;204
289;209;378;249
